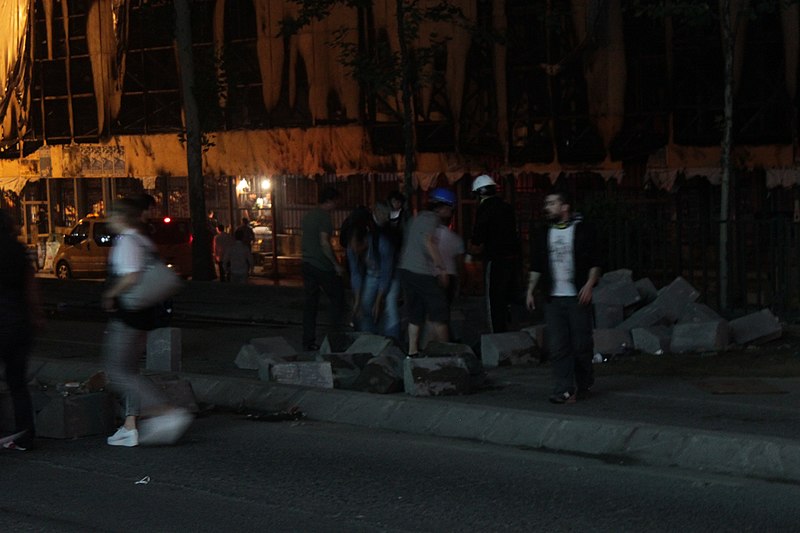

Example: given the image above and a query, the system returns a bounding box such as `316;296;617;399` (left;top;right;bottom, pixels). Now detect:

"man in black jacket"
468;175;520;333
526;191;601;404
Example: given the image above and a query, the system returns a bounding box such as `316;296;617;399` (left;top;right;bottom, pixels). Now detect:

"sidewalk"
33;278;800;483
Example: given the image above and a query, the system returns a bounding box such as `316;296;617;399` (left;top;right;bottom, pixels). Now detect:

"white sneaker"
138;409;193;446
107;426;139;447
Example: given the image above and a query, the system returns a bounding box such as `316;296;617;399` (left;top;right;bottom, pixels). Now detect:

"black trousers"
484;257;518;333
302;263;345;347
1;325;34;440
545;296;595;395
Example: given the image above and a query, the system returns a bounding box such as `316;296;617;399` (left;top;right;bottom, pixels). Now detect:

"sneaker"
107;426;139;447
549;391;576;404
2;441;28;451
138;409;193;446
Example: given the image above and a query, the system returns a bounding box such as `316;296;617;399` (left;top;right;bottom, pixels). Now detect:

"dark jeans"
544;296;594;395
485;257;518;333
302;262;345;347
0;325;35;441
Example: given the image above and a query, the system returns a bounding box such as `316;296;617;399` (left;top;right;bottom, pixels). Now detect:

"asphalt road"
3;412;800;532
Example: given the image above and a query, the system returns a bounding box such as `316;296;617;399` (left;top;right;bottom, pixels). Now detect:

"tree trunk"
719;0;734;310
174;0;214;281
396;0;416;207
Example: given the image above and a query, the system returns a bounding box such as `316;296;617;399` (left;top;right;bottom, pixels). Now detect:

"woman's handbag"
118;253;183;311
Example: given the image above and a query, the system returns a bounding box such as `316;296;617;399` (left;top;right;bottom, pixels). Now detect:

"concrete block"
593;279;641;307
147;374;199;413
729;309;782;345
319;332;360;354
351;354;404;394
317;352;373;389
256;355;290;382
597;269;633;286
403;357;470;396
35;391;115;439
146;327;181;372
422;342;483;375
594;304;624;329
656;277;700;321
634;278;659;304
618;302;671;331
480;332;538;368
520;324;546;349
271;362;334;389
249;336;297;359
345;334;392;357
678;303;723;325
631;326;672;355
593;329;632;355
234;344;263;370
670;320;729;353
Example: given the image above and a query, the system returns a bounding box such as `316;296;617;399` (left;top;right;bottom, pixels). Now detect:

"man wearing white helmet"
468;174;521;333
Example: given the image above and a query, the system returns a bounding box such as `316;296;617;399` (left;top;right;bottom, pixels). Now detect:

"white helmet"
471;174;497;192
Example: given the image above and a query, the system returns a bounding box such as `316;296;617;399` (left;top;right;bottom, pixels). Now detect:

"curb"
31;357;800;484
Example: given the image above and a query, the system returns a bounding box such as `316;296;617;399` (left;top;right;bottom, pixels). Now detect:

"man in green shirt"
301;186;344;350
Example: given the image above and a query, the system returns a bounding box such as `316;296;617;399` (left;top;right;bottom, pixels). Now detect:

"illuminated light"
261;178;271;190
163;217;171;223
236;177;250;194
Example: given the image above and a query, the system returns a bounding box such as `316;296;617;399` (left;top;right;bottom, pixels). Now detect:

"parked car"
53;216;193;279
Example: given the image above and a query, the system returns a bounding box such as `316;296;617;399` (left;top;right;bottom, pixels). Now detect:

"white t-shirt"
548;225;577;296
109;228;156;276
436;225;465;275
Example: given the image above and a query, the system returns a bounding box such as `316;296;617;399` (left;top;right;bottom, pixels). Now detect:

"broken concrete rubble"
480;332;539;367
403;356;471;396
670;320;729;353
271;362;334;389
729;309;783;345
631;326;672;355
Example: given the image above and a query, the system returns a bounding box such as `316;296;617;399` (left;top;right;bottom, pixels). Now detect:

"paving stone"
634;278;659;304
656;276;700;321
351;354;404;394
480;332;538;367
147;373;200;413
146;327;181;372
670;320;729;353
678;303;723;324
631;326;672;355
234;344;263;370
345;334;392;356
271;362;334;389
729;309;783;345
594;304;624;329
403;356;470;396
520;324;546;349
593;278;641;307
593;329;633;355
35;391;115;439
249;336;297;359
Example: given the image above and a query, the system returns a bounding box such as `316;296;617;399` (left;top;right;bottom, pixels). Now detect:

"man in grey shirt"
398;188;455;356
301;186;344;350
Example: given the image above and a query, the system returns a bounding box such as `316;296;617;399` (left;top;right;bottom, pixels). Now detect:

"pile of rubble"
591;270;782;356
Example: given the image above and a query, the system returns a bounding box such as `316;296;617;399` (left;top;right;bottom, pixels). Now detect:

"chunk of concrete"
678;303;723;325
593;329;632;355
631;326;672;355
594;304;624;329
728;309;782;345
316;352;373;388
422;342;484;375
351;355;404;394
256;355;290;382
656;277;700;321
146;327;181;372
403;357;470;396
249;336;297;359
593;279;641;307
634;278;659;304
271;362;334;389
319;332;360;354
35;391;115;439
147;374;199;413
597;269;633;286
345;334;392;357
618;302;671;331
234;344;263;370
480;332;538;367
670;320;729;353
520;324;546;349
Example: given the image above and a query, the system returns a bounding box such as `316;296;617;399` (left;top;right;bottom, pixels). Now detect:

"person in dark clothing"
526;191;601;404
0;210;41;450
468;175;521;333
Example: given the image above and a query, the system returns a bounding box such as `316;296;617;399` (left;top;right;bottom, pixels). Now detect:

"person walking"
213;224;235;282
468;174;521;334
398;188;454;356
102;198;192;446
525;190;601;404
347;202;401;341
301;186;345;351
224;229;254;284
0;210;41;451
